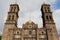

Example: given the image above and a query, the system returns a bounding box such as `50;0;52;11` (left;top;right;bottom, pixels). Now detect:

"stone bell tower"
41;3;59;40
2;3;19;40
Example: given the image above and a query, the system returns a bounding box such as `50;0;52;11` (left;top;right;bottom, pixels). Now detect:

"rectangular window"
8;15;11;20
14;7;16;12
10;7;13;12
46;16;49;20
24;30;28;35
47;7;50;12
29;31;32;34
12;15;14;20
43;7;47;12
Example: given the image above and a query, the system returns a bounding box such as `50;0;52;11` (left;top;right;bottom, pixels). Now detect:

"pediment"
22;20;38;29
25;20;35;25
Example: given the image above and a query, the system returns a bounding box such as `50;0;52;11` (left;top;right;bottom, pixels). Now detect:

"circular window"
29;26;32;28
16;31;20;34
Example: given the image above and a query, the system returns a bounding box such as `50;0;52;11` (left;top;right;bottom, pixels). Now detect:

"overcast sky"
0;0;60;36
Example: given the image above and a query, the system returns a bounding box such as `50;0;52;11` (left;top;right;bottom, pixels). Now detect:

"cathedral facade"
2;3;59;40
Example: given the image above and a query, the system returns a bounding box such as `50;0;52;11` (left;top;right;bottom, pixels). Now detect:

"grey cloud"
53;9;60;35
0;0;57;35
